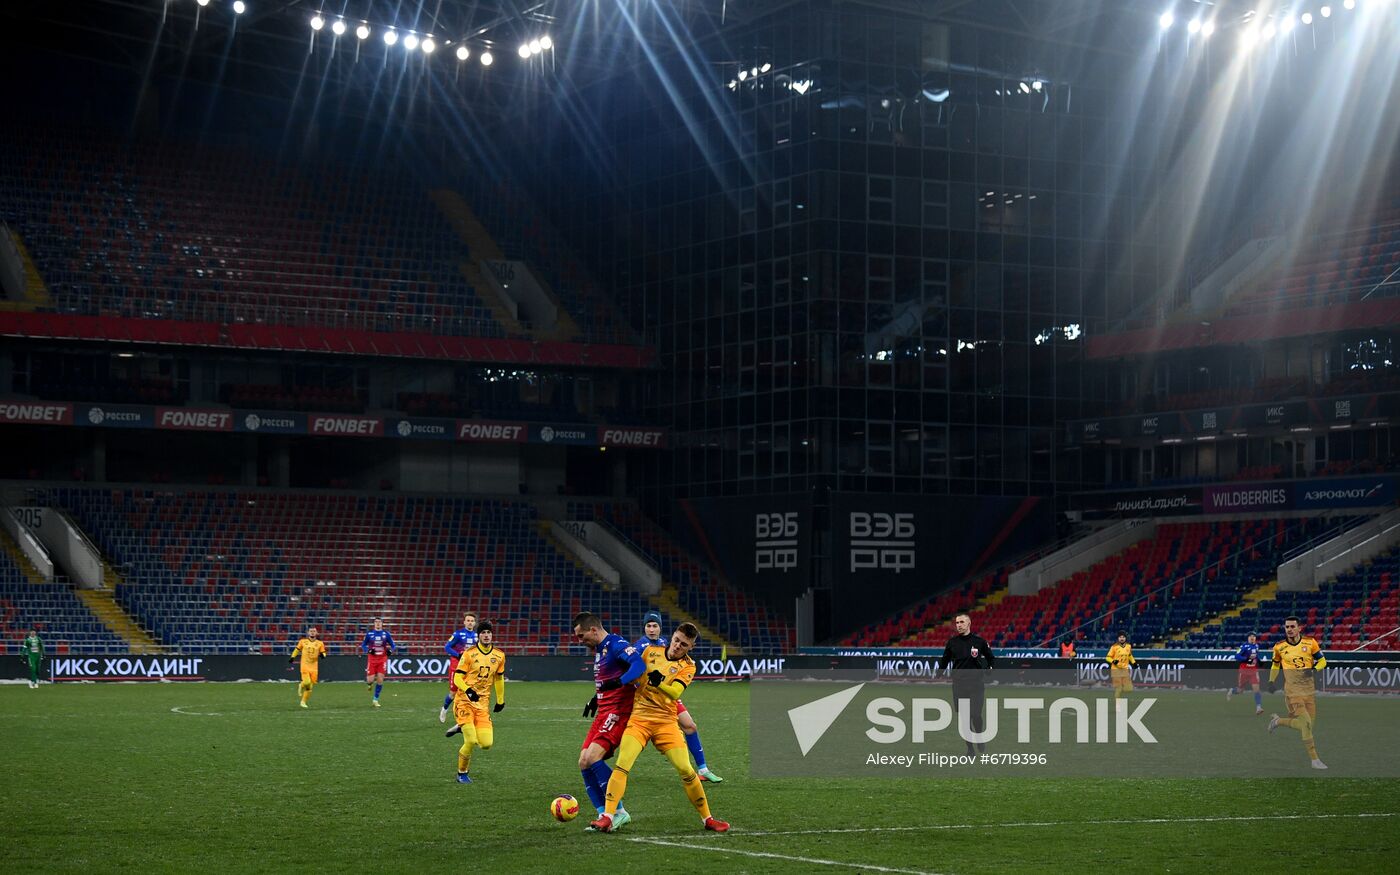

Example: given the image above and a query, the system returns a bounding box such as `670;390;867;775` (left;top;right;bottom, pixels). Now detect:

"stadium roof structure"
1;0;1197;121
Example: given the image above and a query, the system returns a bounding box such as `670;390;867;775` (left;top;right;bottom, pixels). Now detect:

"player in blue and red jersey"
359;618;397;708
1227;632;1264;714
573;611;635;830
637;611;723;782
440;612;478;722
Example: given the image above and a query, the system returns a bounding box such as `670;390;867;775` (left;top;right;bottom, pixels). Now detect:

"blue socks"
374;683;383;701
686;730;707;770
443;693;454;710
585;761;620;814
1254;691;1262;708
580;768;606;812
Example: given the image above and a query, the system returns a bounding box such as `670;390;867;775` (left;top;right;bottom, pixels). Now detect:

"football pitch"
7;680;1400;873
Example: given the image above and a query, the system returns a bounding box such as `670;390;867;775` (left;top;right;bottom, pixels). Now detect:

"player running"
1105;632;1136;702
589;622;729;834
637;611;723;782
1226;632;1264;714
573;612;635;831
445;620;506;783
289;626;329;709
1268;616;1328;770
359;618;397;708
440;611;478;722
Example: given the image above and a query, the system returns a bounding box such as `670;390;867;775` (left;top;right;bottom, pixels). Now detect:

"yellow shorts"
1285;694;1317;720
300;669;319;685
1110;668;1133;691
623;716;686;754
454;695;492;731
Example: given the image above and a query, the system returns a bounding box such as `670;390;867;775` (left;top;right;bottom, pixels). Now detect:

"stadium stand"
1224;214;1400;316
839;564;1012;648
571;501;795;653
1181;543;1400;651
1;552;126;654
0;126;505;338
461;179;635;345
35;487;726;656
905;517;1361;649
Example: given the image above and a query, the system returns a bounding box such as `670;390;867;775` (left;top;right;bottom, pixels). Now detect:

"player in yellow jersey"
1105;632;1136;702
288;626;328;709
444;620;505;783
589;622;729;834
1268;615;1328;770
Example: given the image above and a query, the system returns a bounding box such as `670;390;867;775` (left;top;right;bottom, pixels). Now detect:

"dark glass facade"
546;2;1163;514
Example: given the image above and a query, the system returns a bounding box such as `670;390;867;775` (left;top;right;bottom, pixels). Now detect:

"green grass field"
7;680;1400;873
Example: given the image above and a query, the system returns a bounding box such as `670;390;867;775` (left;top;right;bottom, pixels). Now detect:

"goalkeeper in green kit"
22;628;43;688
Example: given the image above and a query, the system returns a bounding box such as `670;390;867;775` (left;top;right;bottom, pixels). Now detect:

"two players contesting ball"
339;608;1330;835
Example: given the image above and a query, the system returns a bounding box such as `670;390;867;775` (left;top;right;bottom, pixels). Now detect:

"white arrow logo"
787;683;865;756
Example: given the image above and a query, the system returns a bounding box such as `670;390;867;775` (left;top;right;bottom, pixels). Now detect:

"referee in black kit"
942;612;995;754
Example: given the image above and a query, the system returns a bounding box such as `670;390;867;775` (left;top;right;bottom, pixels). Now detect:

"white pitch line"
170;706;222;716
626;836;945;875
713;811;1398;837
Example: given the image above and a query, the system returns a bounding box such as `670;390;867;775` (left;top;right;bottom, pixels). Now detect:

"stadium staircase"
74;565;164;654
1178;544;1400;651
0;227;52;310
0;529;47;584
572;501;795;653
652;583;735;654
536;521;617;591
429;189;581;341
1160;579;1279;646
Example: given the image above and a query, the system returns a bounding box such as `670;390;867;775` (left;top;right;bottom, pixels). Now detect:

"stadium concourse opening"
3;0;1400;871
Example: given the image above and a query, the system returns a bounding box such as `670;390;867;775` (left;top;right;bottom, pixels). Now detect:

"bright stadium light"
233;0;246;12
1262;21;1276;38
760;62;772;72
421;36;435;54
356;23;370;40
1188;18;1202;33
480;51;493;66
1301;11;1314;24
1280;14;1296;32
540;35;553;50
383;28;398;45
197;0;210;6
750;66;758;76
310;13;325;31
1240;26;1260;49
1019;81;1031;93
738;69;748;80
1343;0;1355;9
1032;79;1043;91
456;45;470;61
529;39;541;54
518;43;532;58
403;33;419;51
331;19;346;36
1159;11;1175;29
1202;20;1216;36
1321;5;1332;16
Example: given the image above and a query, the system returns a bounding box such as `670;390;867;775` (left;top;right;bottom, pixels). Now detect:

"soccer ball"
550;794;580;822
